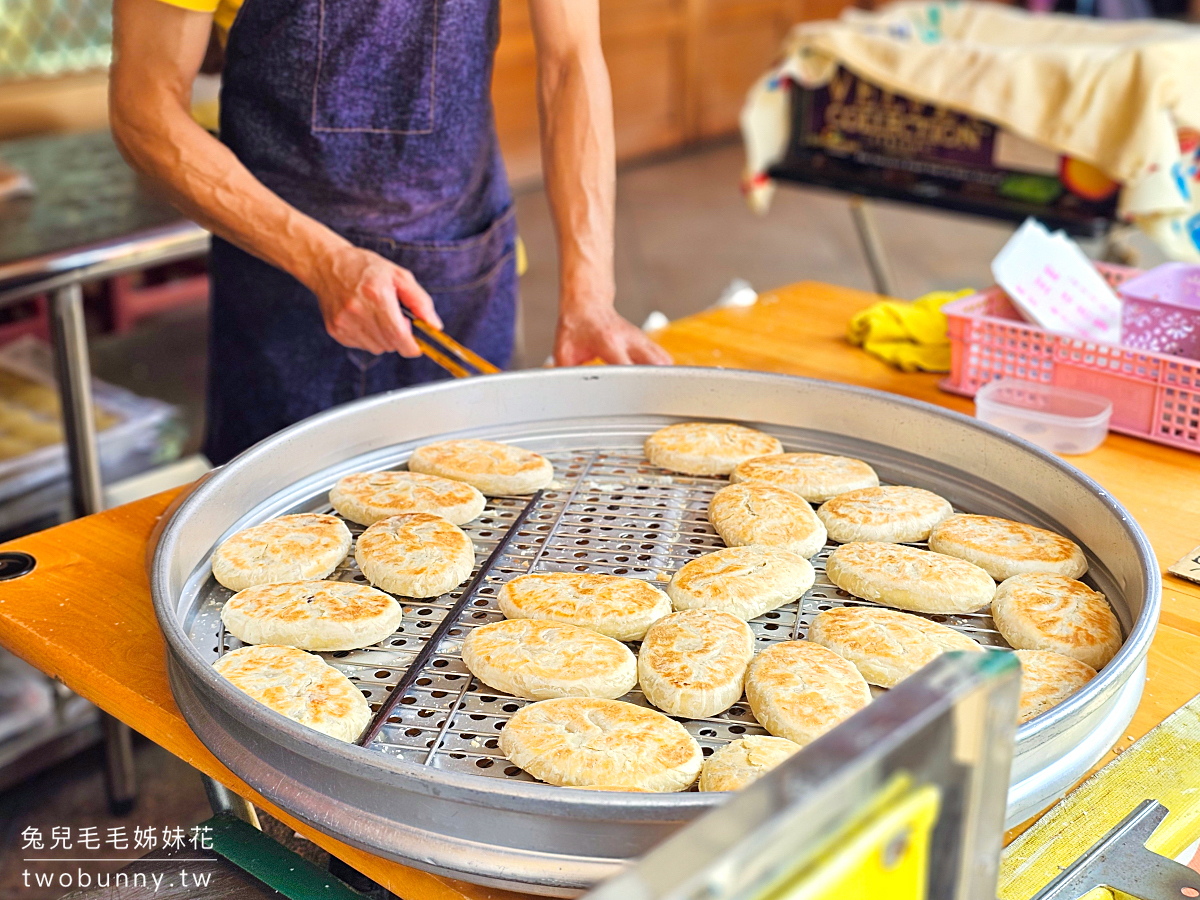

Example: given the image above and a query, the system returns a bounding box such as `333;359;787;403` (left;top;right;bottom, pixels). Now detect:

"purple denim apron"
204;0;516;465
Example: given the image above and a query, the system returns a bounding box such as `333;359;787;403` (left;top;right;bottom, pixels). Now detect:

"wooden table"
1;281;1197;900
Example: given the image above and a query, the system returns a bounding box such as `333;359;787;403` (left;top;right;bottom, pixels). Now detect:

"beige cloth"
742;2;1200;260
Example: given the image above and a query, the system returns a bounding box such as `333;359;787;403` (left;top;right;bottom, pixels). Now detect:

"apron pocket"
312;0;440;134
347;210;519;371
349;207;517;292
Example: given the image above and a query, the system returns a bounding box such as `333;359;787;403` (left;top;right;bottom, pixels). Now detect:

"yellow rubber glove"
846;289;974;373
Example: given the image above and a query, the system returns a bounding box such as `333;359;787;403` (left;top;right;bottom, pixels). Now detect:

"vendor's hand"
554;303;673;367
310;245;442;356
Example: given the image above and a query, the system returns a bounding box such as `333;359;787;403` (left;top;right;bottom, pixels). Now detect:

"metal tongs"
400;305;500;378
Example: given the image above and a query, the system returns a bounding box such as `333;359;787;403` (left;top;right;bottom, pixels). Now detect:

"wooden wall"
0;73;110;140
0;0;852;170
494;0;851;184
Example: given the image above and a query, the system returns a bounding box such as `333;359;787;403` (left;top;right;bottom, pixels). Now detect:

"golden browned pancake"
667;546;814;621
354;513;474;597
1015;649;1097;723
806;606;983;688
329;471;485;526
212;513;352;592
220;580;402;651
992;573;1121;669
817;486;954;543
699;736;801;792
498;572;671;641
637;609;755;717
708;482;827;558
644;423;782;476
928;515;1087;581
407;439;553;496
745;640;871;745
461;619;637;700
213;645;370;741
731;453;879;503
825;541;996;614
500;698;703;791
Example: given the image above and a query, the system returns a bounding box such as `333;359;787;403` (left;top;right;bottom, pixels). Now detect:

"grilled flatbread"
638;609;755;718
817;486;953;543
825;541;996;614
213;645;370;742
212;513;352;592
731;453;879;503
806;606;983;688
1015;649;1097;723
992;573;1120;669
745;640;871;746
498;572;671;641
644;422;782;476
330;470;485;526
500;697;703;791
407;439;553;496
667;546;815;621
709;482;827;558
462;619;637;701
928;514;1087;581
699;736;801;792
354;513;474;597
220;580;402;651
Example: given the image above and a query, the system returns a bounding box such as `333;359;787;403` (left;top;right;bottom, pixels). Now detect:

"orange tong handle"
401;307;501;377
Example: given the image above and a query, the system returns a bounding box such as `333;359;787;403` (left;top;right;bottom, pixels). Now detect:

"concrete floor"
515;140;1019;366
0;138;1143;894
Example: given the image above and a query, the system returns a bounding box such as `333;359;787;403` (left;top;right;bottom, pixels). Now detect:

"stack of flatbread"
208;420;1121;788
493;424;885;793
209;438;554;744
494;422;1113;796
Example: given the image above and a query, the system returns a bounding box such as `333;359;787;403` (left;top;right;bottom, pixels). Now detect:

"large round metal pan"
151;367;1158;896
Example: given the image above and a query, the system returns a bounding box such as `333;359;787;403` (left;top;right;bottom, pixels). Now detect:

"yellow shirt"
156;0;243;35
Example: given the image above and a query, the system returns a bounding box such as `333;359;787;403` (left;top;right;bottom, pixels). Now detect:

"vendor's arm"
529;0;672;366
108;0;439;356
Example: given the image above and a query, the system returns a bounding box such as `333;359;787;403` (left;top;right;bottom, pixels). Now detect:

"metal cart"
0;129;209;811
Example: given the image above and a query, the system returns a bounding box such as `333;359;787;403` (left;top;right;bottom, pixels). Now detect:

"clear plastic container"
973;379;1112;455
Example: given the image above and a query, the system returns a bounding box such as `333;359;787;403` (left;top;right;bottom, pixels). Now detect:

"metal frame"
584;650;1021;900
0;222;210;811
844;196;1130;298
849;198;897;297
0;224;209;522
202;447;1020;787
1030;801;1200;900
150;367;1161;895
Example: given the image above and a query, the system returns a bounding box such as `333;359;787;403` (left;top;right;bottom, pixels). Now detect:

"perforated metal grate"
189;444;1022;788
0;0;112;83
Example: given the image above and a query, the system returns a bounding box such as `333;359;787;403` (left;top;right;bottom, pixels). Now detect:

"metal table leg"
100;712;137;815
849;197;898;297
48;282;139;814
49;283;103;517
203;776;262;829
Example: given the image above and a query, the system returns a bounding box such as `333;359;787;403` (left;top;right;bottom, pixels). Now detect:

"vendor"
109;0;671;465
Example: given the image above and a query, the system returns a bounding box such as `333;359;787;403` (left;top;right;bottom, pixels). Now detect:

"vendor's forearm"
531;0;616;311
110;101;348;292
109;0;348;293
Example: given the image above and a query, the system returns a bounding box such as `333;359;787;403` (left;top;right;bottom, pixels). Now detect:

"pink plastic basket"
942;263;1200;454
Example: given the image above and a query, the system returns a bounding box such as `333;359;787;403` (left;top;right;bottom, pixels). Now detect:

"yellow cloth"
152;0;240;34
515;236;528;277
846;289;972;373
